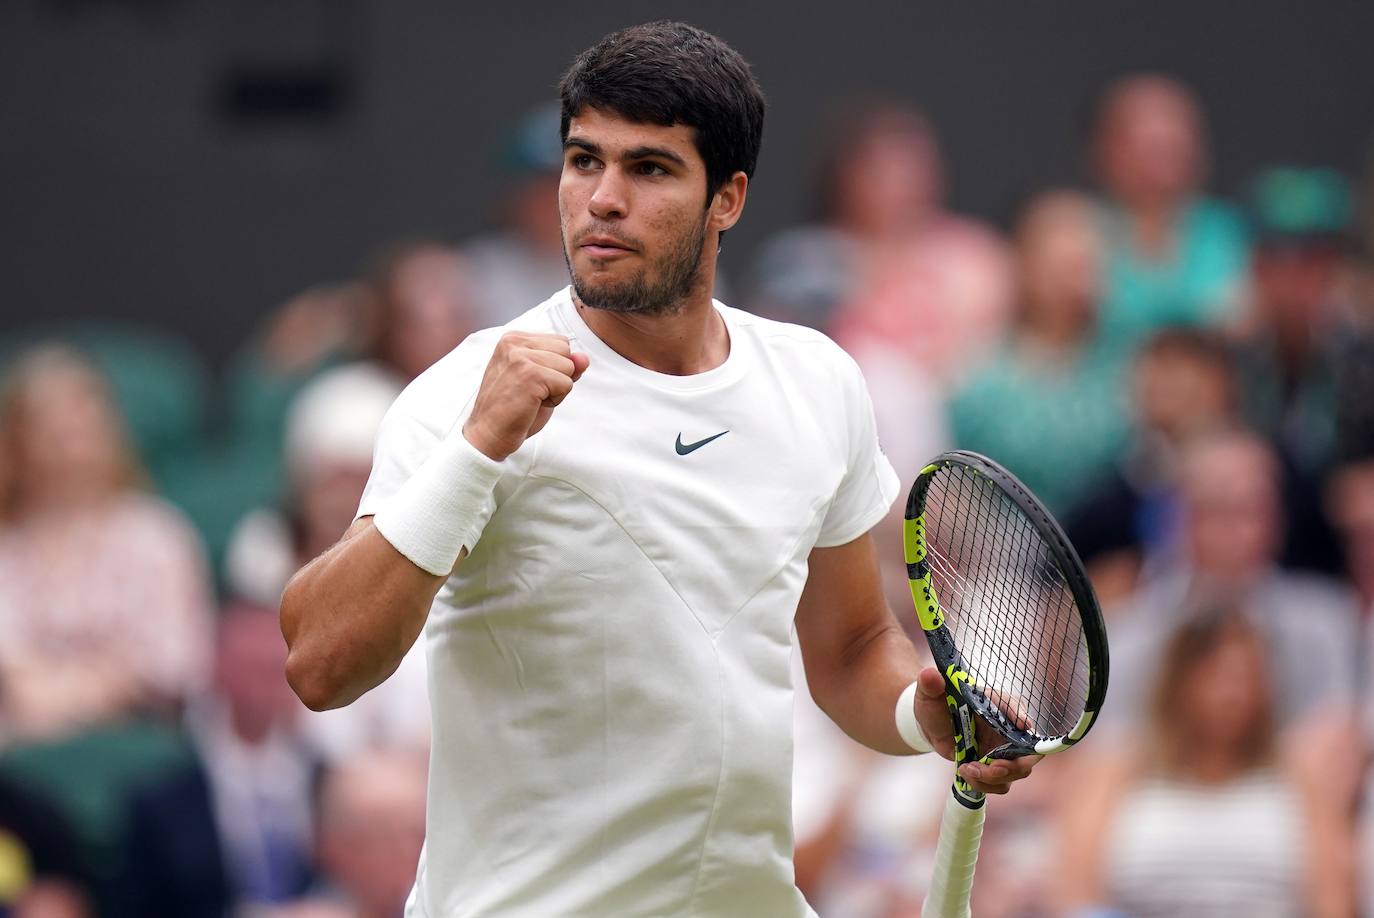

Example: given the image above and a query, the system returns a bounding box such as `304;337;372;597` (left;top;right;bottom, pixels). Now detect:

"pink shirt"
0;493;214;741
830;216;1014;385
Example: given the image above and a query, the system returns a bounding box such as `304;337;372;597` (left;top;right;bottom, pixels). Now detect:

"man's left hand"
910;666;1041;795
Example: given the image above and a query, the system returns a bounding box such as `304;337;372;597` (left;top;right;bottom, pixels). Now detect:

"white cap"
284;362;403;483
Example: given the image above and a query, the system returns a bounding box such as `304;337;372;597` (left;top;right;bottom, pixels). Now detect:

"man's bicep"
795;530;901;677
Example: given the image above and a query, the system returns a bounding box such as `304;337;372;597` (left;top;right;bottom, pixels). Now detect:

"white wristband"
895;680;934;753
372;430;504;576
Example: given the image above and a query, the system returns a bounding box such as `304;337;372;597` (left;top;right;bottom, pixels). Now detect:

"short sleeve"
814;354;902;547
354;331;508;532
356;401;446;522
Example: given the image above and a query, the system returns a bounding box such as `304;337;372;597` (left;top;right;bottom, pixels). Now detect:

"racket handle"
922;787;987;918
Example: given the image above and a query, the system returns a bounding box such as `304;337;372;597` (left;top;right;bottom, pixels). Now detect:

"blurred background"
2;1;1374;916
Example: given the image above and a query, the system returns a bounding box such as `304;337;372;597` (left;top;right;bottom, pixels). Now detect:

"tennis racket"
904;450;1109;918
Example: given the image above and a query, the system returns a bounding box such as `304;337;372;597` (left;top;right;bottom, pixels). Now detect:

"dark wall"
3;0;1373;365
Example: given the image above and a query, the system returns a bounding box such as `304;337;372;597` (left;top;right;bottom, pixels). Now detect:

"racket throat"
947;695;986;808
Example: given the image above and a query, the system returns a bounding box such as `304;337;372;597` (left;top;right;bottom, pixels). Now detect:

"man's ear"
708;172;749;234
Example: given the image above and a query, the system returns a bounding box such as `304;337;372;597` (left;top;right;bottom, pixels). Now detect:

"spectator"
224;365;428;762
236;282;372;393
225;365;403;608
228;365;428;769
223;241;477;594
1328;455;1374;756
1090;74;1250;349
462;104;579;327
227;279;374;451
212;245;473;586
1057;609;1352;918
749;102;1012;382
121;602;318;917
298;751;428;918
229;242;477;757
1064;328;1240;603
749;104;999;603
222;240;480;585
1234;166;1354;478
1338;457;1374;918
1066;325;1340;598
947;189;1128;516
356;241;480;385
1329;455;1374;624
1105;430;1360;788
1338;287;1374;474
0;774;93;918
0;346;213;742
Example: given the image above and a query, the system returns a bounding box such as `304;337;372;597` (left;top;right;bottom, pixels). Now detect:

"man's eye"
571;154;597;170
637;162;668;176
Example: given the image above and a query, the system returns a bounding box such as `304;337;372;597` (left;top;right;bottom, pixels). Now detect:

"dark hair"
559;21;765;202
1137;326;1235;374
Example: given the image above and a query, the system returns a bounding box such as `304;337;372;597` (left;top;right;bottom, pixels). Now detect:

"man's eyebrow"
563;137;687;169
564;136;602;156
623;146;687;168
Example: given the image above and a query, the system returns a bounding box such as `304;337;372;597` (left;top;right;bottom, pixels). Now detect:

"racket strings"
930;519;1081;736
923;465;1090;740
933;472;1051;714
1006;498;1085;719
932;515;1075;732
966;472;1085;734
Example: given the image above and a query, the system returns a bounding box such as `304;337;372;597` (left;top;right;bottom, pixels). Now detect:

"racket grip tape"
922;787;987;918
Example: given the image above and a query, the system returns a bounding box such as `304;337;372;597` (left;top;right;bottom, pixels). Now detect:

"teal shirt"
947;340;1129;516
1099;197;1251;349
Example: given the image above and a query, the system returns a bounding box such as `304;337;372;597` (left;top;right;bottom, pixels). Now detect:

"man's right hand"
462;333;590;462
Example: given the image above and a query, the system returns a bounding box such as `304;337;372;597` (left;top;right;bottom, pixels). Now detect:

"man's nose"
588;167;628;219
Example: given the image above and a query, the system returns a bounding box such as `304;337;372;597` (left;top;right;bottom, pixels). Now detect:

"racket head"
904;450;1109;757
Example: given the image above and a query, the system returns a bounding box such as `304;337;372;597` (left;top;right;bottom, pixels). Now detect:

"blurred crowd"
0;73;1372;917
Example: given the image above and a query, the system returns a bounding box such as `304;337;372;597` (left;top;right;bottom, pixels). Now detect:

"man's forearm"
805;620;927;756
281;520;444;711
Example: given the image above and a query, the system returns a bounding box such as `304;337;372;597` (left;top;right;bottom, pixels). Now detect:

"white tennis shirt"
357;288;900;917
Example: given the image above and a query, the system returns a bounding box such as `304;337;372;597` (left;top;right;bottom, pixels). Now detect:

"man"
123;602;318;917
1235;166;1353;478
307;750;430;918
1064;326;1240;603
281;21;1036;917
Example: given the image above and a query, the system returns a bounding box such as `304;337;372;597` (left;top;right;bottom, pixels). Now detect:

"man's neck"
574;283;730;376
1020;307;1091;355
1124;197;1180;258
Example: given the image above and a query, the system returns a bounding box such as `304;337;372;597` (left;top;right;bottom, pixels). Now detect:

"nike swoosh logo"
675;430;729;455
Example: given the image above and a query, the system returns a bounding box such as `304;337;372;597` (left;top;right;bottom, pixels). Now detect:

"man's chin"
571;276;658;315
575;291;647;315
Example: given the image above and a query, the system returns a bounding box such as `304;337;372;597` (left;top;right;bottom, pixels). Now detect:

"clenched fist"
463;333;589;462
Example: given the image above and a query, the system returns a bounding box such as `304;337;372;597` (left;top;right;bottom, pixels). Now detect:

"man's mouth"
579;234;636;259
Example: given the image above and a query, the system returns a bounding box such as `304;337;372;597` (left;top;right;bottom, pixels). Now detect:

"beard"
563;216;708;316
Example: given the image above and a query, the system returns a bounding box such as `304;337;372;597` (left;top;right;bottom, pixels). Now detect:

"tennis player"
282;20;1038;917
